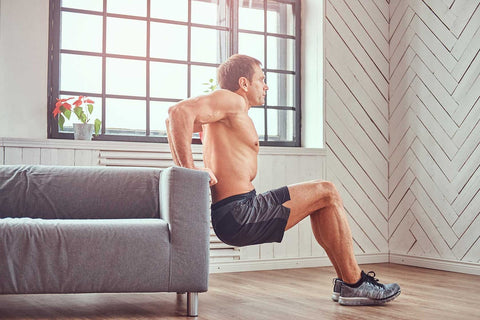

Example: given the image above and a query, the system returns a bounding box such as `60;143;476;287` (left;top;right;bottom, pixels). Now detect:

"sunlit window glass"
151;0;188;21
50;0;300;146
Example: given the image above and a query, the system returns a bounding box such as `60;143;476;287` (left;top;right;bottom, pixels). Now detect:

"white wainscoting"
0;138;336;273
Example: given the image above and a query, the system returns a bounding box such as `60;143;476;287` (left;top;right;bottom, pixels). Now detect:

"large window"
48;0;301;146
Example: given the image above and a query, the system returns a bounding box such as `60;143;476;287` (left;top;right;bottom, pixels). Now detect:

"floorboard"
1;263;479;320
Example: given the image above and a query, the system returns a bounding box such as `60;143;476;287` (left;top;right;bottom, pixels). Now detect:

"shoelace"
365;271;385;288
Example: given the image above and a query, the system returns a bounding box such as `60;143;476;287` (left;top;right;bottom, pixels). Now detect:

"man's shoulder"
210;89;247;113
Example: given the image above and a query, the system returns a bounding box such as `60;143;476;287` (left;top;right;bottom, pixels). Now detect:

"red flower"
73;96;84;107
55;97;73;108
53;106;61;117
53;97;73;117
85;99;95;104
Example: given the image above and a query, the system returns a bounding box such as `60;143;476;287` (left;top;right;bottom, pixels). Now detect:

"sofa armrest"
159;166;210;292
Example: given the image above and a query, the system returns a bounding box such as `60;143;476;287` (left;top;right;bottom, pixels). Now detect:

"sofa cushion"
0;165;161;219
0;218;171;294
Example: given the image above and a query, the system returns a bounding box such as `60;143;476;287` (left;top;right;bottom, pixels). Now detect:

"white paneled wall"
325;0;390;258
1;141;99;166
325;0;479;274
388;0;480;271
324;0;480;274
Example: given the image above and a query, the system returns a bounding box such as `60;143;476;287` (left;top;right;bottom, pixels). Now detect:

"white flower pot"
73;123;94;140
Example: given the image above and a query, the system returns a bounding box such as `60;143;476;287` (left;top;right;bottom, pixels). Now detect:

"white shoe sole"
332;292;340;302
338;290;401;306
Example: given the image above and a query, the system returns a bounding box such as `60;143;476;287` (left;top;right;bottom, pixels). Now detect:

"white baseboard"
210;253;480;275
390;253;480;275
209;253;389;274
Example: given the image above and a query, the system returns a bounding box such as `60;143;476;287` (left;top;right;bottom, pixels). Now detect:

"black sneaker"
339;271;401;306
332;278;343;302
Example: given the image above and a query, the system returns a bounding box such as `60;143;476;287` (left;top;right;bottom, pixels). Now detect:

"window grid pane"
50;0;300;146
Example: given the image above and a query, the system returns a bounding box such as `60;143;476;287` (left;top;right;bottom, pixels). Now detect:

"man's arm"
165;118;181;166
166;95;211;169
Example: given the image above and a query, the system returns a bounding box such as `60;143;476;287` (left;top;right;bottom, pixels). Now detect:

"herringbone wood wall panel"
325;0;390;256
326;0;479;265
389;0;480;263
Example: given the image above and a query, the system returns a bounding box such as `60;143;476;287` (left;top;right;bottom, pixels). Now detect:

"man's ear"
238;77;248;91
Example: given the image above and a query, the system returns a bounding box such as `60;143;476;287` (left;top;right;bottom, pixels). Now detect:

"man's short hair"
217;54;262;92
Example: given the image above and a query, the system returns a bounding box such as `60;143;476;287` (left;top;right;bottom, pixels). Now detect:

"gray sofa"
0;165;210;317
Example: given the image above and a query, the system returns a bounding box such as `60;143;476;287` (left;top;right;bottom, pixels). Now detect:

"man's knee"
314;180;342;206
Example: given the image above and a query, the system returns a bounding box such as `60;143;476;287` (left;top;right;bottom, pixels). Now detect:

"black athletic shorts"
211;186;291;247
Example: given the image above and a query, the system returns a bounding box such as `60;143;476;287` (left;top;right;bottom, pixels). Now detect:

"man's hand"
197;167;218;186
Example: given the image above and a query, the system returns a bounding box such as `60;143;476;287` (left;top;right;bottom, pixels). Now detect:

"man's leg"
280;180;400;305
282;180;361;284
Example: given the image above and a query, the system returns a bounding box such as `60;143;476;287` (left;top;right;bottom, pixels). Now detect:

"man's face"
246;64;269;106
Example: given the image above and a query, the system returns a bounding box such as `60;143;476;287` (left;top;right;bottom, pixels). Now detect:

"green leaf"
94;119;102;136
59;105;71;119
73;106;83;119
74;107;87;123
64;109;71;120
87;104;94;114
58;114;65;131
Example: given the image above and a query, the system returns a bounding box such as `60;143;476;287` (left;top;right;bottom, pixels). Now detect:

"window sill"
1;137;327;156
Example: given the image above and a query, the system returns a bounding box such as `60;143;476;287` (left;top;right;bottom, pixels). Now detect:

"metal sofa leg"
187;292;199;317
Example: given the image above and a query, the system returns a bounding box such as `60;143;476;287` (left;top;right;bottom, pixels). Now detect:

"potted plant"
53;96;102;140
202;78;218;93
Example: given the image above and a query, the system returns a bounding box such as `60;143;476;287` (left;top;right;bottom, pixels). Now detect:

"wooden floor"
1;263;479;320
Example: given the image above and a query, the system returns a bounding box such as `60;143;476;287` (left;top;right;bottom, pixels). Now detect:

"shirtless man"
166;54;400;306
